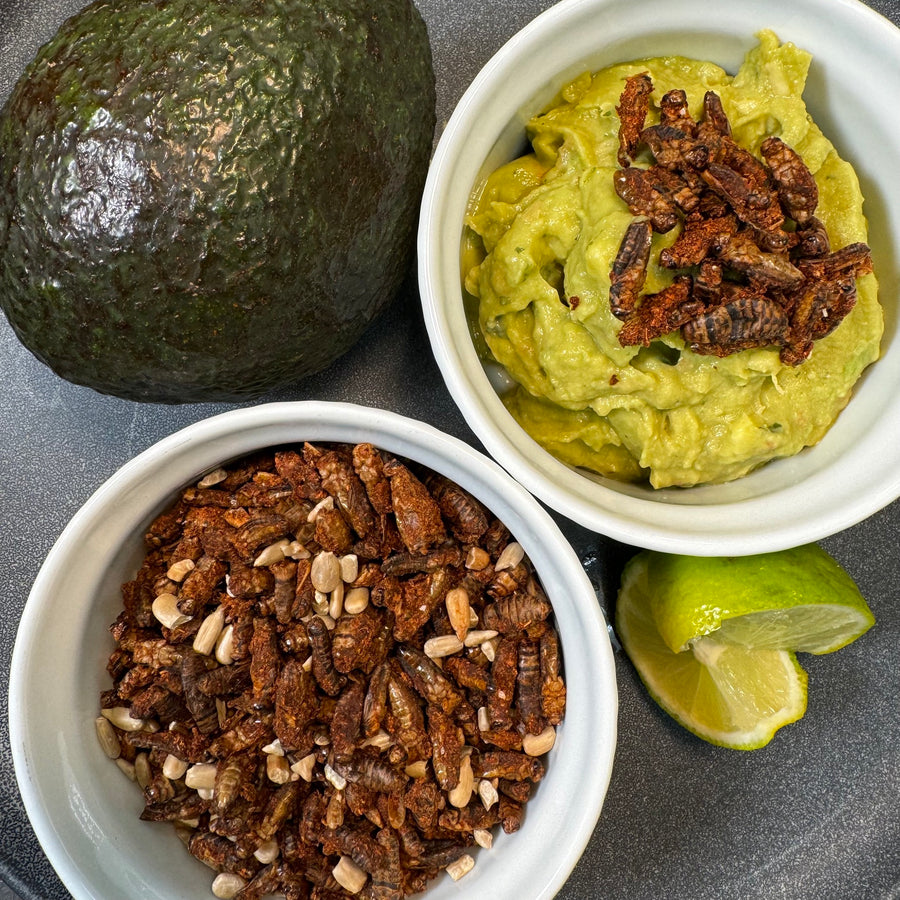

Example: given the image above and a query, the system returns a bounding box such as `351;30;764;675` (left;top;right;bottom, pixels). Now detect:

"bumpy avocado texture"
0;0;435;402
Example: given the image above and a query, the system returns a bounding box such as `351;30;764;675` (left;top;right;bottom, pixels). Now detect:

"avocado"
0;0;435;403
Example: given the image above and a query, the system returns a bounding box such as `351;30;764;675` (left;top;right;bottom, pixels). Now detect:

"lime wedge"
645;544;875;654
616;552;808;750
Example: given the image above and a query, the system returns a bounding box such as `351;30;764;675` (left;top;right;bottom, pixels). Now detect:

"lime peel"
646;544;874;654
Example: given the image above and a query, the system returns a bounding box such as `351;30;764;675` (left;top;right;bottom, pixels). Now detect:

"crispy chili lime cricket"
610;74;873;364
96;442;566;900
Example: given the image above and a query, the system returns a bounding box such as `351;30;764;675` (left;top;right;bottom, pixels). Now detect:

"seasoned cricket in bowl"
96;440;567;899
463;31;881;488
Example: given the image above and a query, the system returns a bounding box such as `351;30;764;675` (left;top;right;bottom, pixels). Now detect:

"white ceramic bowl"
418;0;900;556
9;401;617;900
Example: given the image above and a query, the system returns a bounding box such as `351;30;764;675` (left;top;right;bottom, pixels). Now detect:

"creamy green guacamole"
464;31;882;488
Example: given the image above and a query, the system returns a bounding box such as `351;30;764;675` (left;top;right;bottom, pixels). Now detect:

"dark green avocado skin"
0;0;435;402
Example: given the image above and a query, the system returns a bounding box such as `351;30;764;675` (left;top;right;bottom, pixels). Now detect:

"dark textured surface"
0;0;434;402
1;1;899;898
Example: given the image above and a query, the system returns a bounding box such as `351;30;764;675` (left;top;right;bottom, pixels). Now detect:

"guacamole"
464;32;882;488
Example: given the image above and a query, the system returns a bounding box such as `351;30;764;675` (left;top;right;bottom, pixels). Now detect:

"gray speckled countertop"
2;1;900;898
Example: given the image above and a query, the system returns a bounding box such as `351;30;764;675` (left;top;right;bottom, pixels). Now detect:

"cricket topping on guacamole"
609;72;873;365
463;32;882;489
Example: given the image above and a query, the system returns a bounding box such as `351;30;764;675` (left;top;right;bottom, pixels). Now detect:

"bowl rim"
417;0;900;555
9;400;618;900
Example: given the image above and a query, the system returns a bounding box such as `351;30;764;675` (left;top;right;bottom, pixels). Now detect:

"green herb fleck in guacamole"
463;31;882;488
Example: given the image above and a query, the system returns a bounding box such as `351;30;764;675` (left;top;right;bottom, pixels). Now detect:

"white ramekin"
9;401;617;900
418;0;900;555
